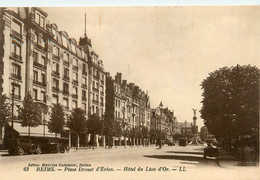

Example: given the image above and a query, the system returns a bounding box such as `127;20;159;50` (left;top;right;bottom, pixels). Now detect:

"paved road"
0;145;258;180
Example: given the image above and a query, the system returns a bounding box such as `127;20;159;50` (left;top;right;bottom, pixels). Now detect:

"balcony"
11;30;23;41
52;87;59;92
92;87;99;93
72;80;78;85
82;97;87;101
63;90;69;96
52;71;60;78
72;94;78;99
63;76;70;82
35;43;46;52
92;100;99;105
11;73;22;81
81;84;87;89
63;60;70;66
10;53;22;62
73;66;79;71
93;75;99;81
13;94;21;100
100;91;104;96
33;61;47;70
33;80;46;88
53;54;60;61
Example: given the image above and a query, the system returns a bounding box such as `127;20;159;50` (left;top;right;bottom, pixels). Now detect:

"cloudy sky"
43;6;260;128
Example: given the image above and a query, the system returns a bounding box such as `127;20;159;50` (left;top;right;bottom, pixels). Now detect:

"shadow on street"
166;151;203;155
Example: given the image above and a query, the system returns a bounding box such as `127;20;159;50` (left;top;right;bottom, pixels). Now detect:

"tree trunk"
28;126;30;140
76;134;79;150
124;136;127;148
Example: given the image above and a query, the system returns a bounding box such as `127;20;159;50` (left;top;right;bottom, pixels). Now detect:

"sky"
42;6;260;129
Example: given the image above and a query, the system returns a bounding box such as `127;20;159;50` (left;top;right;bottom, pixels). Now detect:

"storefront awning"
12;122;57;138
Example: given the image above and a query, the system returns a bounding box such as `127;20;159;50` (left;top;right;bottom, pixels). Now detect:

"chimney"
115;72;122;84
122;80;127;87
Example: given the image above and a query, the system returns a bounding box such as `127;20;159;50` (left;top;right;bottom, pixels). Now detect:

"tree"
86;114;104;149
48;103;65;137
113;120;122;147
141;126;150;146
201;65;259;140
67;108;87;150
18;92;42;139
122;128;130;147
0;94;11;125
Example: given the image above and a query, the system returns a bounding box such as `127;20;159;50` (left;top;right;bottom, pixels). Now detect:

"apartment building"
0;7;106;146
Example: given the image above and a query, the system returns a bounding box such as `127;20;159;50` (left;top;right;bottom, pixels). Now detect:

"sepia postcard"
0;3;259;180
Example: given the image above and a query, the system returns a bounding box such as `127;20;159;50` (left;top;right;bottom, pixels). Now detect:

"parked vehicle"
178;138;187;146
8;138;41;155
204;143;219;159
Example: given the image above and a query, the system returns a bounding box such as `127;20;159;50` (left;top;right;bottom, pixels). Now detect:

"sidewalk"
218;148;259;168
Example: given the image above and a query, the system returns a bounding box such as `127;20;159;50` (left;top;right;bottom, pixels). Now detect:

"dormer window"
35;12;45;29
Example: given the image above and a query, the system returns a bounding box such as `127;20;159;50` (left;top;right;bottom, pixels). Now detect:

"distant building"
150;102;175;143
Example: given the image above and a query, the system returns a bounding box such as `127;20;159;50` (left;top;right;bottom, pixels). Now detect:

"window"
62;36;67;48
33;89;37;100
101;85;104;92
40;16;45;28
96;94;98;102
82;90;86;99
82;103;87;114
100;109;103;115
118;100;120;108
83;63;87;74
118;112;120;118
96;82;99;89
13;83;20;97
33;71;38;82
92;106;95;114
93;81;95;88
41;91;46;102
73;86;78;95
64;53;69;62
96;107;98;114
63;98;69;108
41;73;45;84
71;43;76;53
53;62;59;72
12;64;21;77
53;45;59;57
36;13;40;24
63;83;69;93
33;51;38;62
73;58;78;67
53;79;59;88
13;20;22;34
12;42;21;56
52;95;58;104
41;56;46;65
100;97;103;104
64;68;69;77
82;77;87;85
72;100;77;109
73;72;78;81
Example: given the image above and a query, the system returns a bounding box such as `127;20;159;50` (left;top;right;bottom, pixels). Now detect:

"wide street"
1;144;259;180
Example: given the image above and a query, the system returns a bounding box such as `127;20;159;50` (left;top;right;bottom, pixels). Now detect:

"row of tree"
0;92;166;149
